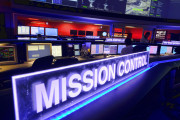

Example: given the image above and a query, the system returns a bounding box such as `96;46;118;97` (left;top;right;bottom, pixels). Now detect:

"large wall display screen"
12;51;149;120
125;0;151;16
27;43;51;60
33;0;78;7
29;0;180;20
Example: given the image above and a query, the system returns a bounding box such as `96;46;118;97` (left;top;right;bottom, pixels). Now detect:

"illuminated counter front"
12;51;149;120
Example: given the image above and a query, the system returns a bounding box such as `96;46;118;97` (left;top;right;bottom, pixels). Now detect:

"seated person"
140;32;150;43
121;38;133;55
37;34;43;40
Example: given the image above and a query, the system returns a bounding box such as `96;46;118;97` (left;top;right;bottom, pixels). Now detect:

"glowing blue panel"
12;51;149;120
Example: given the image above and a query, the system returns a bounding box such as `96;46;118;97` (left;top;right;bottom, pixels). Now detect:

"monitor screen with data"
149;46;158;55
91;44;104;55
27;43;51;60
18;26;30;35
104;45;117;54
160;46;173;54
52;45;62;57
45;28;58;36
0;45;17;64
118;45;126;54
31;27;44;35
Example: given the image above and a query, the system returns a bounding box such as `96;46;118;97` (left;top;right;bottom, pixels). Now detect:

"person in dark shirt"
121;37;133;55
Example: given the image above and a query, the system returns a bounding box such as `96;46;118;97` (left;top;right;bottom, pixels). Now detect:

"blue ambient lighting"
51;67;152;120
51;58;180;120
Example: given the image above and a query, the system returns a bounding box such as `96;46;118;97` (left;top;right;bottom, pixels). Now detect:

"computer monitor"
31;27;44;35
45;28;58;36
86;31;93;36
26;43;52;61
149;46;158;55
118;45;126;54
160;46;173;54
52;45;62;57
91;44;104;55
74;51;80;56
0;44;17;65
104;45;117;54
74;44;80;50
78;31;85;35
70;30;77;36
18;26;30;35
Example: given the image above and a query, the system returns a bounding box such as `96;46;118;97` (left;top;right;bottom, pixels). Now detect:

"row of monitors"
18;26;58;36
0;44;80;64
147;45;175;55
91;44;176;55
0;43;177;64
91;44;126;55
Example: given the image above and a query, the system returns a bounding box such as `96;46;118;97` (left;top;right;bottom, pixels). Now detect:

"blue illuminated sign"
12;51;149;120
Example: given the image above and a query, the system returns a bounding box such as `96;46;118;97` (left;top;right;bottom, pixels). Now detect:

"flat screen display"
86;31;93;36
104;45;117;54
45;28;58;36
149;46;158;55
160;46;173;54
31;0;180;20
125;0;151;16
118;45;126;54
91;44;104;55
74;44;80;50
74;51;80;56
31;27;44;35
70;30;77;35
52;45;62;57
27;44;51;60
18;26;30;35
78;31;85;35
0;46;16;62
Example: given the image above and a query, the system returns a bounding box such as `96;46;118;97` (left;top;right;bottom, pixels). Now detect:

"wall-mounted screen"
160;46;173;54
104;45;117;54
78;31;85;35
0;45;17;64
155;30;167;39
27;43;51;60
30;0;180;20
18;26;30;35
149;46;158;55
45;28;58;36
70;30;77;36
31;27;44;35
91;44;104;55
118;45;126;54
52;45;62;57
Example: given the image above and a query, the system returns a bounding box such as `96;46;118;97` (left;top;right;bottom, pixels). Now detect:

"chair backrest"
32;55;54;70
54;58;78;67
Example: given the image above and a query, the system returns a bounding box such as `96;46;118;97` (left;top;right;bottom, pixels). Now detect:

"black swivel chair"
31;55;54;71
